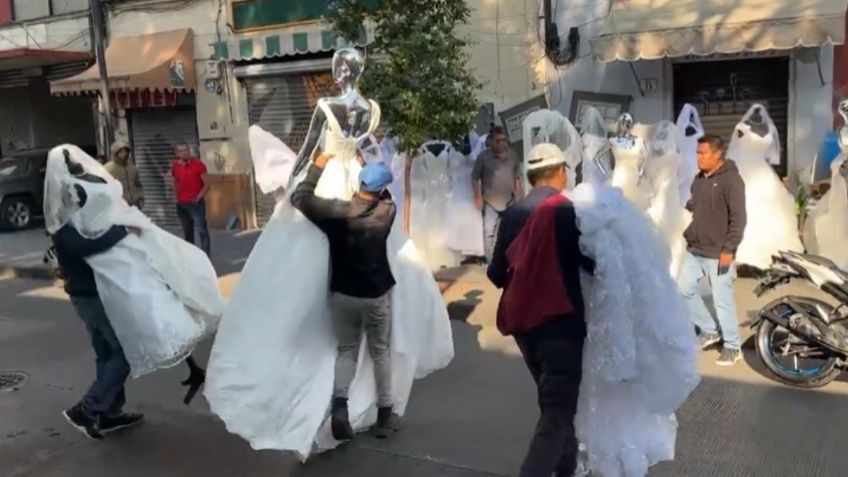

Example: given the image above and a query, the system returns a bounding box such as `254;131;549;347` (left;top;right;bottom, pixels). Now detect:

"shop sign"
110;90;180;110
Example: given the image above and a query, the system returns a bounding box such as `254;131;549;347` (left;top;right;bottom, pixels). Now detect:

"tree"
328;0;482;231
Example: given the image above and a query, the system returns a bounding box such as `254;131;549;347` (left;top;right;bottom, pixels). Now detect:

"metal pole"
89;0;114;151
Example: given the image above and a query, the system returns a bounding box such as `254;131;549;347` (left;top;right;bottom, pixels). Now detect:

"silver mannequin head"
617;113;634;137
332;48;365;88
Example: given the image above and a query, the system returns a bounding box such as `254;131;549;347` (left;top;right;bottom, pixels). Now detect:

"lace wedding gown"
728;110;803;269
205;99;454;460
645;122;691;279
410;141;461;271
675;104;704;206
572;183;700;477
804;151;848;269
610;138;652;210
444;144;484;257
44;145;223;378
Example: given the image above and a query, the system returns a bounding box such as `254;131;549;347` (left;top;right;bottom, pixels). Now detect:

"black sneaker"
100;413;144;433
699;333;722;350
62;404;103;440
371;406;400;439
716;348;742;366
331;397;354;441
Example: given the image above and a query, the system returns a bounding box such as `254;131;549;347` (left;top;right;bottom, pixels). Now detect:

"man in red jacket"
488;143;592;477
171;143;211;256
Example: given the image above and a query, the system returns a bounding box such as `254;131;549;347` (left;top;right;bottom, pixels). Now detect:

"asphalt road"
3;270;848;476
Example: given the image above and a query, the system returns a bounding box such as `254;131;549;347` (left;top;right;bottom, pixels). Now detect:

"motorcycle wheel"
755;319;842;388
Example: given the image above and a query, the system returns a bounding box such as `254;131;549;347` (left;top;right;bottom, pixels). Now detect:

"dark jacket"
487;187;592;338
684;161;747;259
291;164;396;299
52;224;128;297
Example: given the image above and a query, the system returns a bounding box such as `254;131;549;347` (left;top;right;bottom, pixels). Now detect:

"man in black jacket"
487;144;591;477
52;203;143;439
291;153;398;441
678;135;747;366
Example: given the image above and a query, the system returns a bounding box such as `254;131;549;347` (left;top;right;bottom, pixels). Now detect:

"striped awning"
213;23;373;62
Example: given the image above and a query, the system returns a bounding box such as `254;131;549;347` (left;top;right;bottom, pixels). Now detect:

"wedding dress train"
205;98;454;459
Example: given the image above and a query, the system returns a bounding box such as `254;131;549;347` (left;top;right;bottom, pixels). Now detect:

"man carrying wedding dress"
487;144;592;477
291;152;400;441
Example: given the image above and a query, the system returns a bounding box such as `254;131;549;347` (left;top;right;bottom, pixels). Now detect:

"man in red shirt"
171;143;211;256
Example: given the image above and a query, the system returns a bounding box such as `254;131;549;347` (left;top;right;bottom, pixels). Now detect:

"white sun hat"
526;143;566;172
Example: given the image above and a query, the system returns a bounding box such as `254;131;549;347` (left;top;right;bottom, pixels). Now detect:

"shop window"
13;0;87;21
233;0;378;31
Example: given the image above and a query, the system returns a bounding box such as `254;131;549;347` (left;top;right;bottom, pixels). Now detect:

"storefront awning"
50;29;195;96
212;23;373;61
590;0;848;62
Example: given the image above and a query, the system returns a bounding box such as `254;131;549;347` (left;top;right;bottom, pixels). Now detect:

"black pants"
513;318;585;477
70;295;131;418
176;201;211;257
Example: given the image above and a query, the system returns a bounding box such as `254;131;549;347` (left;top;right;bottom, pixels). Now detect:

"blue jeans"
677;251;742;350
70;296;131;418
176;201;211;256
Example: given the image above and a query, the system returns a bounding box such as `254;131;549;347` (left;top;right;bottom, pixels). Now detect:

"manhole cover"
0;371;27;392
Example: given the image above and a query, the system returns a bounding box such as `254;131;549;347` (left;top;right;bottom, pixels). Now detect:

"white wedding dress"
445;143;484;257
572;183;700;477
410;141;461;271
579;107;609;187
610;137;652;210
645;122;692;279
675;104;704;206
205;98;454;460
44;145;223;378
727;105;803;269
803;144;848;269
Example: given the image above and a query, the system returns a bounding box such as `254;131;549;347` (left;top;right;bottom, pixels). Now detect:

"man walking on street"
678;135;747;366
104;141;144;210
171;143;211;256
291;153;400;441
488;144;591;477
472;126;522;263
52;206;143;439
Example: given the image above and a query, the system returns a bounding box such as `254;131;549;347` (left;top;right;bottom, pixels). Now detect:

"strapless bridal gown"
205;99;454;459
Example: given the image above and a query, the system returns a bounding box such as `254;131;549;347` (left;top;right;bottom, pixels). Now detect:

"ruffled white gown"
410;142;461;271
445;147;484;257
45;146;223;378
610;138;652;210
730;123;803;269
645;124;692;279
205;99;454;460
572;184;700;477
804;153;848;269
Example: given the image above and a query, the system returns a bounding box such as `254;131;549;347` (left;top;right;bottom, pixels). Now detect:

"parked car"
0;146;97;230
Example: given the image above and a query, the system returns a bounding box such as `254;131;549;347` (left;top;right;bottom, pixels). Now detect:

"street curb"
0;264;55;281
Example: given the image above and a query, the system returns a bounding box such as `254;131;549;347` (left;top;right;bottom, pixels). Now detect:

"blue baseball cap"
359;162;393;193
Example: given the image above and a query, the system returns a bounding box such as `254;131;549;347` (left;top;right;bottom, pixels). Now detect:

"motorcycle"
749;251;848;388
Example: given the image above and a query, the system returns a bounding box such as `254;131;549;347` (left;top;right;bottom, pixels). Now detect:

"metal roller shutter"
129;108;199;231
244;70;335;226
673;56;790;177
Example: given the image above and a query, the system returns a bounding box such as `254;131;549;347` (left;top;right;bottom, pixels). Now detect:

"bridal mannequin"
727;104;803;269
411;140;461;270
644;121;691;278
205;48;453;459
675;104;704;205
602;113;652;210
803;99;848;269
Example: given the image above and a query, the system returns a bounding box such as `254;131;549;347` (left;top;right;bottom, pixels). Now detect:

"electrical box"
206;60;221;80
